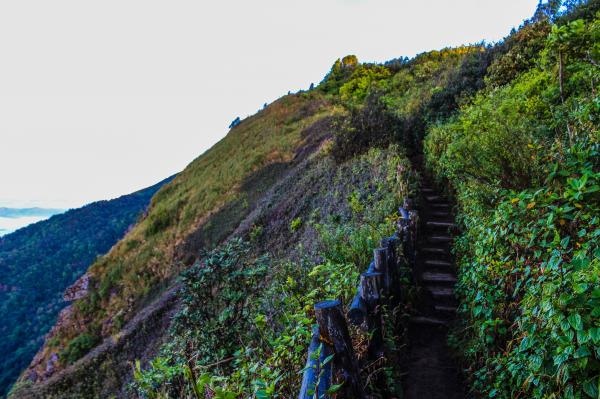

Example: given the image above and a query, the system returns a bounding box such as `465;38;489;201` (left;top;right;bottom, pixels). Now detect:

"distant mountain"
0;208;64;219
0;176;174;397
0;208;65;237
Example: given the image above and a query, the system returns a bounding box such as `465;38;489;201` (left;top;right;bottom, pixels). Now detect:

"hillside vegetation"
9;1;599;398
12;43;480;397
13;91;337;391
0;177;172;397
133;145;414;398
125;43;495;399
425;3;600;398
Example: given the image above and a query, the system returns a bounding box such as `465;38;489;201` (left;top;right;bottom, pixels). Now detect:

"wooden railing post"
300;198;417;397
360;272;384;360
348;291;367;326
408;209;418;267
399;202;418;266
382;236;402;305
315;300;365;399
373;248;389;298
298;326;332;399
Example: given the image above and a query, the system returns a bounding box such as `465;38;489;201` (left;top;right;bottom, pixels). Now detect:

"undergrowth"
131;147;413;398
425;5;599;397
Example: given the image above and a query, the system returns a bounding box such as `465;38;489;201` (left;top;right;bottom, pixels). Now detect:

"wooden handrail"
297;205;418;398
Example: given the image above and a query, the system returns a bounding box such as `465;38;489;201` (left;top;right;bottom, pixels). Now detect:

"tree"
229;117;241;129
341;54;359;67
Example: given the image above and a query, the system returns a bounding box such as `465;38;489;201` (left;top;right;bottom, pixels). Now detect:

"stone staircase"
404;182;465;399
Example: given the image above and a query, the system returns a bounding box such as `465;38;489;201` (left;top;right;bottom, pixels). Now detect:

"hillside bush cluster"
425;5;599;397
132;147;412;398
322;45;494;160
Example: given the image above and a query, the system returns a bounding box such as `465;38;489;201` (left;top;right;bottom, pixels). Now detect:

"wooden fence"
298;201;418;399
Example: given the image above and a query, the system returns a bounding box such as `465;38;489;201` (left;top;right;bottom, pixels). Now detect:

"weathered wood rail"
298;200;418;399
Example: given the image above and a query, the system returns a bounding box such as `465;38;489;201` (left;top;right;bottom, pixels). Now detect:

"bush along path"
403;178;466;399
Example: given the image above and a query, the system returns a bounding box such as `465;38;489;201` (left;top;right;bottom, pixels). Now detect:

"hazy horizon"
1;0;539;211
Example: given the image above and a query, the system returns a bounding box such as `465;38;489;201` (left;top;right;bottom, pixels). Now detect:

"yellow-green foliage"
425;68;553;192
381;46;482;118
43;92;336;367
339;64;391;105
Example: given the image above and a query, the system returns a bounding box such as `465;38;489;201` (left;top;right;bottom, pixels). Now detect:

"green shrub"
318;55;359;95
425;68;553;194
331;93;402;162
339;64;391;106
60;332;101;365
452;143;599;398
249;224;264;241
424;9;600;397
289;217;302;232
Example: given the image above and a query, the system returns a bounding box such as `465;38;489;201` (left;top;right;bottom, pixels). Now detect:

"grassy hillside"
14;91;337;388
0;177;172;397
132;145;414;398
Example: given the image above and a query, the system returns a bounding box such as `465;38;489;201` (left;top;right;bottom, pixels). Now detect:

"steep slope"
0;176;172;397
10;44;489;398
10;91;335;394
130;145;414;398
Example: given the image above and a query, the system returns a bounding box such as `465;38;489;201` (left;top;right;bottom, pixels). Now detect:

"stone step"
421;272;457;283
423;259;453;268
426;221;457;229
428;235;453;243
434;304;458;313
421;188;435;193
430;211;451;218
421;247;448;255
427;286;455;298
431;203;450;208
410;315;448;327
425;195;445;202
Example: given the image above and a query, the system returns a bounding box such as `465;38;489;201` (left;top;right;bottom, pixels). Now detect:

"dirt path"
403;178;466;399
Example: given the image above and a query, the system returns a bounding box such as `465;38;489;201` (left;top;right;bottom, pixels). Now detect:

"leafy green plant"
290;217;303;232
249;224;264;241
348;190;365;215
424;9;600;397
60;332;101;365
451;143;599;398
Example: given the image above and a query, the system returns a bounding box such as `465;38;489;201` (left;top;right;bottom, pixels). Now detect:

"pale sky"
0;0;539;209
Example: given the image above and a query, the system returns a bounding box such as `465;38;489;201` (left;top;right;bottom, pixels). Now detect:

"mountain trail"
402;168;466;399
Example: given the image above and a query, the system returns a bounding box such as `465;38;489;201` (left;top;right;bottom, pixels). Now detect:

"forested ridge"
8;1;600;398
0;176;173;397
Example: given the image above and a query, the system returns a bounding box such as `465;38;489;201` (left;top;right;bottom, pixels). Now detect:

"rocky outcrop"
63;273;90;302
10;286;180;398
